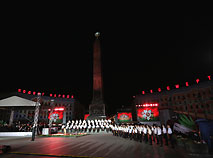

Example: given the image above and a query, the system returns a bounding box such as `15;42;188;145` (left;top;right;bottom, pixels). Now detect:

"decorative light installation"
17;89;74;99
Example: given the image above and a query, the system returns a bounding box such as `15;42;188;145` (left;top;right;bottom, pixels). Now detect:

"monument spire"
88;32;106;119
93;32;103;102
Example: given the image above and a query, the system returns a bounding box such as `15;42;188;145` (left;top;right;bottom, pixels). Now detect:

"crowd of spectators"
0;121;33;132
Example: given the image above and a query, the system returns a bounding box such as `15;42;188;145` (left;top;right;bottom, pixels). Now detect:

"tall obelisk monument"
88;32;106;119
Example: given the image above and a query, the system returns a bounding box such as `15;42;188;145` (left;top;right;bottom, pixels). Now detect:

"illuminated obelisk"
88;32;106;120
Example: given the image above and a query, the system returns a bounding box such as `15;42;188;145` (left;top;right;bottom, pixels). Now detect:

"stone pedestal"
88;103;106;120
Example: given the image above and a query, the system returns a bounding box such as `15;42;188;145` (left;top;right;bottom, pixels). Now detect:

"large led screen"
137;104;159;121
117;112;132;122
48;108;64;124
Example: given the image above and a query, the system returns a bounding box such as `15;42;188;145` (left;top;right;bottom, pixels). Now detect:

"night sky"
1;15;212;115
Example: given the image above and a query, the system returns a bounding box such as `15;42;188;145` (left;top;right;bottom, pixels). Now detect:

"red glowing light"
158;88;161;92
150;90;153;93
33;92;36;95
18;89;21;93
23;90;26;93
208;76;211;80
175;84;179;89
50;94;53;97
186;82;189;87
62;95;65;98
142;91;145;95
42;93;45;96
54;94;57;98
28;91;31;95
167;86;170;91
71;95;74;99
67;95;70;98
58;94;61;98
196;79;200;84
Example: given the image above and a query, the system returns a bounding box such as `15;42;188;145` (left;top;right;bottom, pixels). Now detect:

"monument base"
87;115;106;120
88;103;106;120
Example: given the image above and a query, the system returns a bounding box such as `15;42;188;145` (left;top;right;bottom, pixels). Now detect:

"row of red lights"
136;103;159;107
141;75;211;95
18;89;74;99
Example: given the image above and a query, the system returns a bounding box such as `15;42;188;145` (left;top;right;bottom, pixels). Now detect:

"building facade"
135;80;213;124
13;92;75;124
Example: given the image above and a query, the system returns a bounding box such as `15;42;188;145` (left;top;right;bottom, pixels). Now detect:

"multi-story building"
13;92;76;124
0;89;87;125
134;80;213;124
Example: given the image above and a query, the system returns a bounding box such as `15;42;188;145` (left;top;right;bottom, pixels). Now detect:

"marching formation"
62;119;112;133
62;120;175;148
111;124;175;148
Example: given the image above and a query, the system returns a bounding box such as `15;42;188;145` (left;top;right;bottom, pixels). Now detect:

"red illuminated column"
208;75;211;80
175;84;179;89
186;82;189;87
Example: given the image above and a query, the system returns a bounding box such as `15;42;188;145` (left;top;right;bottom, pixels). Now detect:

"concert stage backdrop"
117;112;132;122
137;104;159;121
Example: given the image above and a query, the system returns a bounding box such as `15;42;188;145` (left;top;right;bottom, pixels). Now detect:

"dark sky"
1;14;212;114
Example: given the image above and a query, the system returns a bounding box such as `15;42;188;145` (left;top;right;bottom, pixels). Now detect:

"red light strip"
17;89;74;99
139;75;211;95
136;103;158;107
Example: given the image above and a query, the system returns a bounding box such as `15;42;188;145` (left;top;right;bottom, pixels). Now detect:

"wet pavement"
0;134;211;158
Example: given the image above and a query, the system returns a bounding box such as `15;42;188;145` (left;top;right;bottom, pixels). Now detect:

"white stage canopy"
0;96;37;107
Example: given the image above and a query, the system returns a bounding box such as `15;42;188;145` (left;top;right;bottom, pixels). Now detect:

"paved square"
0;134;210;158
